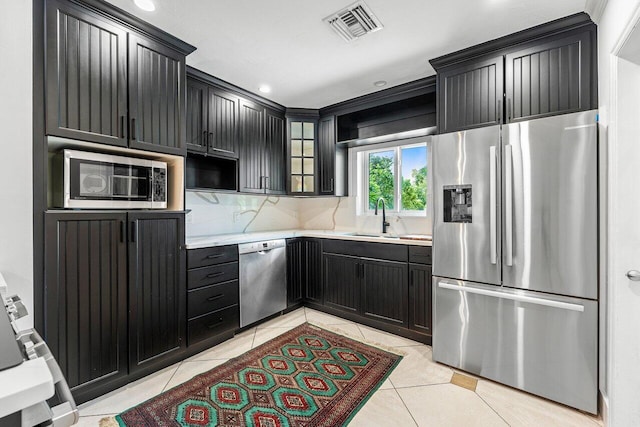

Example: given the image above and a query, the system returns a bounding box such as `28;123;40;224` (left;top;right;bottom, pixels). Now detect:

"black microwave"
51;149;167;209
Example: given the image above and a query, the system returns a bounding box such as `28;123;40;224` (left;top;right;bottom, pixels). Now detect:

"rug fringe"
99;416;119;427
306;322;408;357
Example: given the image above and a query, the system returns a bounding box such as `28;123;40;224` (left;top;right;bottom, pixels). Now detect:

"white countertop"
186;229;432;249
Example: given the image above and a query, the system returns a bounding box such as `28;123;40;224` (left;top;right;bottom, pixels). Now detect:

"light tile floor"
77;308;603;426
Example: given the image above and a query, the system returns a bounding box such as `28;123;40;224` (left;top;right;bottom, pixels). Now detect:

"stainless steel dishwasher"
238;239;287;327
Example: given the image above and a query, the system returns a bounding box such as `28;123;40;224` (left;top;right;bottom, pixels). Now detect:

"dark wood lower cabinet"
44;212;128;400
128;211;186;375
286;239;304;307
44;210;186;403
305;239;323;304
319;240;431;344
324;254;360;314
362;259;408;327
409;264;432;335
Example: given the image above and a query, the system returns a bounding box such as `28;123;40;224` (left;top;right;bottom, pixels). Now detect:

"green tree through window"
366;144;427;213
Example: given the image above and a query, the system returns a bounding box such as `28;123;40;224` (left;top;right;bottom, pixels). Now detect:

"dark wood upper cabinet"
44;0;194;154
432;13;597;133
208;87;240;158
44;211;128;402
128;34;186;156
186;78;208;153
437;55;504;133
128;211;186;374
505;31;594;122
264;108;286;194
45;0;128;146
239;98;265;193
318;116;336;195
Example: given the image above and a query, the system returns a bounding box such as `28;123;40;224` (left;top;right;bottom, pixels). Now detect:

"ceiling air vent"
324;1;383;43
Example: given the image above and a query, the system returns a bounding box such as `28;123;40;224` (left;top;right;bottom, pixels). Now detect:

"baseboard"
599;390;609;426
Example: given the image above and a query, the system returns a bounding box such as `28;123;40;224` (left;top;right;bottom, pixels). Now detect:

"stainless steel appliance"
52;149;167;209
432;110;598;413
238;239;287;327
0;276;78;426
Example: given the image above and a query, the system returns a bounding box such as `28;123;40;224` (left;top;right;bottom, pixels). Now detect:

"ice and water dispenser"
443;185;472;223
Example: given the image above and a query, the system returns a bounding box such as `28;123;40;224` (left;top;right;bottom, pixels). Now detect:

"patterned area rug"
107;323;402;426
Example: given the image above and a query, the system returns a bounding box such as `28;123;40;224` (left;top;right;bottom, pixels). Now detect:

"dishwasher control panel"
238;239;286;254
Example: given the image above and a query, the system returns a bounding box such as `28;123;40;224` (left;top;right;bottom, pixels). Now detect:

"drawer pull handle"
206;272;225;279
207;318;224;329
206;254;224;259
206;294;224;302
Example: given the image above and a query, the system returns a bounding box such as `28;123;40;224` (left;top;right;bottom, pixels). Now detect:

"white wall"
0;1;33;328
596;0;640;424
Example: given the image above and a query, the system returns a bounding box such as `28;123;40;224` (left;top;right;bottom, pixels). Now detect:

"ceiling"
105;0;589;108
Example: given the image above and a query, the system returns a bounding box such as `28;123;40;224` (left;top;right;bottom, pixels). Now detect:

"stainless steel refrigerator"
432;110;598;413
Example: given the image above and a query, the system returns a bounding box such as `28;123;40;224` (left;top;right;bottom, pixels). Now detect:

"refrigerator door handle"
505;144;514;267
437;281;585;312
489;146;497;265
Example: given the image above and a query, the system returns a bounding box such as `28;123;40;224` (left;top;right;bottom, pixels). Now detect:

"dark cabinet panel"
187;281;239;319
186;78;207;152
44;212;128;396
409;264;432;335
318;116;336;195
362;260;408;326
324;254;360;313
286;239;304;307
208;87;240;157
188;305;238;346
505;31;594;122
187;245;238;269
128;211;185;373
305;239;323;304
45;0;128;146
187;262;239;290
239;98;265;193
438;55;504;133
265;109;286;194
128;34;185;155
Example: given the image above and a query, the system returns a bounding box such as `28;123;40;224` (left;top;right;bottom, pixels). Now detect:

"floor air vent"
324;1;383;42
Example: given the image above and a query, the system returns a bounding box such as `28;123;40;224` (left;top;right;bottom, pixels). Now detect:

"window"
356;141;429;215
290;121;315;193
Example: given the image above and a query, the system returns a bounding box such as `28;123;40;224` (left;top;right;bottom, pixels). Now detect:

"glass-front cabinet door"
289;119;316;194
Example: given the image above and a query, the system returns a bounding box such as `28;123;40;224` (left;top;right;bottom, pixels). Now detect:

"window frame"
352;138;430;218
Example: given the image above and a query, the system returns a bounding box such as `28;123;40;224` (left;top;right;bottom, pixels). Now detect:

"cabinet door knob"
626;270;640;281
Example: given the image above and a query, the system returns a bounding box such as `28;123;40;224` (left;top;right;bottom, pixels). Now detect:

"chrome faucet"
374;197;390;234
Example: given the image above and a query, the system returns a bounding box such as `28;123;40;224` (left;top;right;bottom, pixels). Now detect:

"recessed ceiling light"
259;85;271;94
374;80;387;87
133;0;155;12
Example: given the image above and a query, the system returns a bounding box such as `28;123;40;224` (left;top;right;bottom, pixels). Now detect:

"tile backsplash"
186;191;431;238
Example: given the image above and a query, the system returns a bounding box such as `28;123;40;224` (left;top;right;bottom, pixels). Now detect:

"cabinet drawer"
188;245;238;269
188;305;238;346
188;262;238;290
322;239;408;262
409;246;432;265
188;281;239;319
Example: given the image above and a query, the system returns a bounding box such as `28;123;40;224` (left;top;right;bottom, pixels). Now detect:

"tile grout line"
392;381;452;390
392;385;420;427
161;361;183;393
475;390;513;427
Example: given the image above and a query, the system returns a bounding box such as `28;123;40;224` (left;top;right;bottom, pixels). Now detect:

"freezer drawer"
432;277;597;414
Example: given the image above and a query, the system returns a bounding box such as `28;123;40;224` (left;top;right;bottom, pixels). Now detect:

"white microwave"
52;149;167;209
